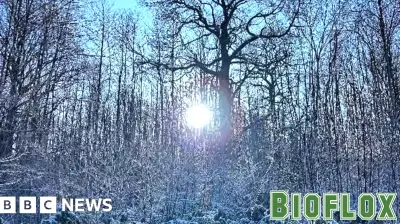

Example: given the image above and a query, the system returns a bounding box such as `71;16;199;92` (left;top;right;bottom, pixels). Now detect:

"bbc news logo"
0;197;112;214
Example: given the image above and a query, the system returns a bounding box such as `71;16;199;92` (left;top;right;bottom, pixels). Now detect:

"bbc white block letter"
0;197;16;214
19;197;36;214
40;197;57;214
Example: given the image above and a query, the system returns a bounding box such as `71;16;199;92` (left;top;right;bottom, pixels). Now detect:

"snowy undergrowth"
0;208;389;224
35;209;382;224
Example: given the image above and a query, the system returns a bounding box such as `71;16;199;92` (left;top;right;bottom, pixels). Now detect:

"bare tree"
148;0;300;146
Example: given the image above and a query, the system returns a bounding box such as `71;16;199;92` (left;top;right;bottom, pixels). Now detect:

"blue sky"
113;0;140;9
112;0;153;27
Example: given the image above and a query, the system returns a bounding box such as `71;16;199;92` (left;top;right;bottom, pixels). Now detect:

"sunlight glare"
185;104;212;129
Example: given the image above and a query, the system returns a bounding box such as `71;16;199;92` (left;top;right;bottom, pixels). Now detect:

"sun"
185;104;212;129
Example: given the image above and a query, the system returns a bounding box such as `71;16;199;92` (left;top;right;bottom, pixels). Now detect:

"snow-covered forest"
0;0;399;223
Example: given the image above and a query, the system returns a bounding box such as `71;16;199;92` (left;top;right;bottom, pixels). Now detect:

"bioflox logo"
0;197;112;214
